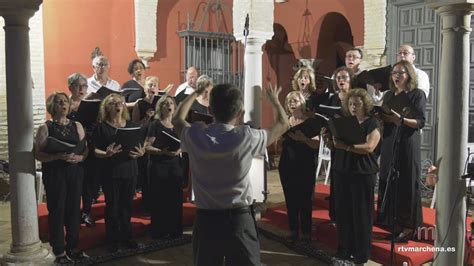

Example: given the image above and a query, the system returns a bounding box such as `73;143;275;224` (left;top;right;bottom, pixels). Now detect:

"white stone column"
134;0;158;67
426;1;473;265
233;0;274;127
243;38;266;126
0;1;53;264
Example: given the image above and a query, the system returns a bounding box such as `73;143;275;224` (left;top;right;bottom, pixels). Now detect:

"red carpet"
262;184;472;266
37;193;196;250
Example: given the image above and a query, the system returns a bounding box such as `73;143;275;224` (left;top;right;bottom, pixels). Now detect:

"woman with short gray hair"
190;75;213;114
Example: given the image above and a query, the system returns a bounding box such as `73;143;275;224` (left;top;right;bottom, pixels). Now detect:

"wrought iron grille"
178;31;243;88
178;0;243;88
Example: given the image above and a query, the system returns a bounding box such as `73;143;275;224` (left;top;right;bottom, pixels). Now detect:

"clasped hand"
332;136;349;150
129;143;146;159
106;142;122;157
381;109;402;126
161;147;181;157
287;130;307;142
57;153;83;164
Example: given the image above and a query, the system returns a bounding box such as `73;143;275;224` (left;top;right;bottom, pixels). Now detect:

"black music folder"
160;130;181;151
114;127;142;154
318;104;343;117
96;86;119;100
355;65;392;91
121;87;143;103
138;95;162;111
174;90;187;106
327;115;365;145
385;92;420;118
44;137;86;154
372;104;392;115
286;115;328;139
315;74;335;93
188;110;213;124
75;99;101;126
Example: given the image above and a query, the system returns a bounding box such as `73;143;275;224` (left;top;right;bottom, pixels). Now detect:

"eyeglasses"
335;75;350;81
391;71;407;76
74;84;88;89
95;63;109;68
345;55;361;59
397;51;413;56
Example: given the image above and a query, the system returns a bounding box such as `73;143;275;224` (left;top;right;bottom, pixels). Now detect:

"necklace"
52;119;71;137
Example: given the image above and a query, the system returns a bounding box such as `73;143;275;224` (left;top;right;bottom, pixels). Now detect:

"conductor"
172;83;288;265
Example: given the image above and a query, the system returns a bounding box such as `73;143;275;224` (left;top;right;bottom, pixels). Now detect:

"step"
262;205;434;265
39;198;196;251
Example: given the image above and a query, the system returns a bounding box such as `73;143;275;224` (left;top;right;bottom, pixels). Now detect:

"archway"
315;12;353;76
264;23;296;96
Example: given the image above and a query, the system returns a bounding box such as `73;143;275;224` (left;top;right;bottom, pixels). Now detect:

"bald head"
397;45;416;64
186;67;199;88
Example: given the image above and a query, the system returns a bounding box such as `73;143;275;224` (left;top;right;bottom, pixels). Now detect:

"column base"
1;241;54;265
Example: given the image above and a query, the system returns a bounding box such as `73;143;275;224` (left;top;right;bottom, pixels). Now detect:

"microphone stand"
379;116;404;266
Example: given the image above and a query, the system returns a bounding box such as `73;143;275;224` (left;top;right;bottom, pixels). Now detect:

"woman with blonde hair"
291;66;317;99
92;93;145;252
131;76;173;125
278;90;319;243
34;92;88;263
131;76;172;213
145;96;183;239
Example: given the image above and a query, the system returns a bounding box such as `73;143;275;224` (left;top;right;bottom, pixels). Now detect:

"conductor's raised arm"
264;83;289;147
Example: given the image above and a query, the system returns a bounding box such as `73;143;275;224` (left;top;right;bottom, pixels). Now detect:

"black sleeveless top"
190;100;210;115
42;120;80;169
147;120;180;162
92;121;139;178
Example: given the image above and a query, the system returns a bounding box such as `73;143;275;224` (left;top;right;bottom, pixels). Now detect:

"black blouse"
147;120;180;162
332;116;380;175
122;80;146;103
92;121;138;178
382;89;426;140
307;91;331;113
190;100;210;115
42;120;81;169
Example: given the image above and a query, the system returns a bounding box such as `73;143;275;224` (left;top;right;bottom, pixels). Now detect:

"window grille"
178;31;243;88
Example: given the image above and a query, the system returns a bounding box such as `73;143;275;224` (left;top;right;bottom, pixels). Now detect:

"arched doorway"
264;23;296;96
315;12;353;76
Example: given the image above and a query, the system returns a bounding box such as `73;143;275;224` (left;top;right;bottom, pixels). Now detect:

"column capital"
134;0;158;68
242;37;268;54
0;0;42;26
426;1;474;14
235;30;273;43
426;2;474;34
233;0;274;42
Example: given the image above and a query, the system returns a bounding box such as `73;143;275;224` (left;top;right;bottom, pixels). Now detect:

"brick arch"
314;12;353;76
